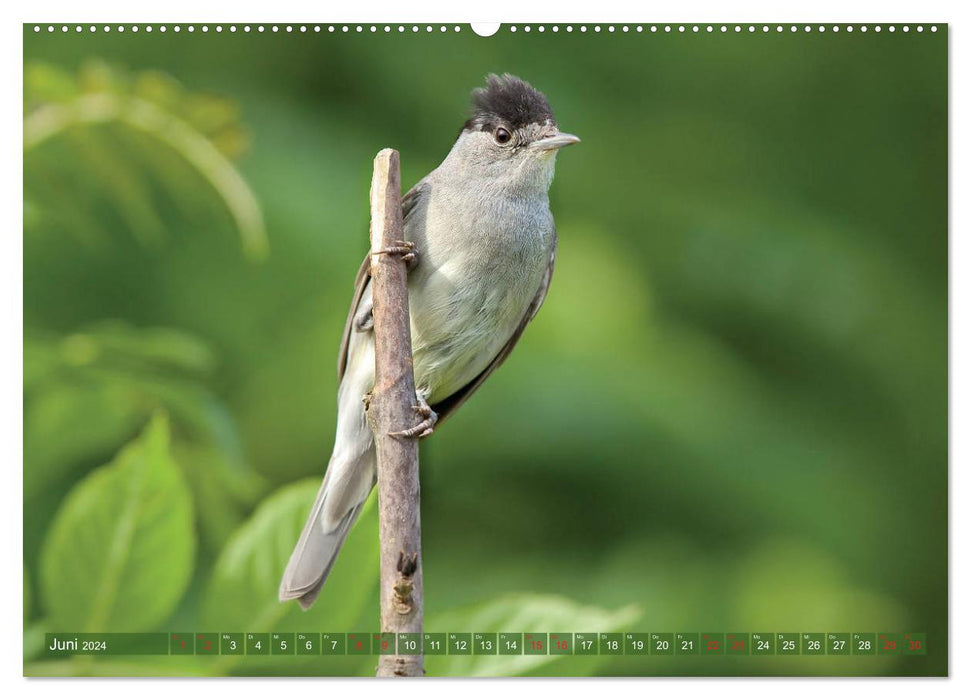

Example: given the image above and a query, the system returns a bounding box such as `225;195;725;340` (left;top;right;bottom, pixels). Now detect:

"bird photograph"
279;74;579;609
21;23;946;678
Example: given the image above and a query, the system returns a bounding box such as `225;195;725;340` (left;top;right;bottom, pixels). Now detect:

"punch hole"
471;23;500;37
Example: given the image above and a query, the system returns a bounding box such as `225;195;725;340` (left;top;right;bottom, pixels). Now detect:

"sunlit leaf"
40;414;195;632
202;480;379;673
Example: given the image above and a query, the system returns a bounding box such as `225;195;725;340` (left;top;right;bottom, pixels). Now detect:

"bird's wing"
337;183;426;381
431;232;557;426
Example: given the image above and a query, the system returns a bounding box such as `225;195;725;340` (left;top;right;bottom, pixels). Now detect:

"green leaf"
24;60;267;258
24;381;149;500
202;480;378;672
63;322;216;376
171;442;265;555
40;414;195;632
426;595;640;677
24;324;242;501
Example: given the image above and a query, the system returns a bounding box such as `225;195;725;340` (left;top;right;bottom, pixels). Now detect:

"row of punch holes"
33;24;940;35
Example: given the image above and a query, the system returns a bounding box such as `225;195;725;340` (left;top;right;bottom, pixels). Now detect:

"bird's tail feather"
278;453;373;610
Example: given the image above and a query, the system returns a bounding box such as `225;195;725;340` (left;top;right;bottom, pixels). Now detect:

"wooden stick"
367;148;425;677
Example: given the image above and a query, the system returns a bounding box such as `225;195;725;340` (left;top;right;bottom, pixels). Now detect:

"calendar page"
21;20;947;678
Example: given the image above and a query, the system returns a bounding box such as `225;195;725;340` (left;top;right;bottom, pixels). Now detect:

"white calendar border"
1;0;963;697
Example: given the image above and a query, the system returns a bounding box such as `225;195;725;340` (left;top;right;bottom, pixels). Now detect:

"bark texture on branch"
367;148;425;677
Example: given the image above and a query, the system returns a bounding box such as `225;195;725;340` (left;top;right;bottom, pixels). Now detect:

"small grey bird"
279;74;579;608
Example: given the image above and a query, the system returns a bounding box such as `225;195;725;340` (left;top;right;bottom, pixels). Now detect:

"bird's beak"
531;132;581;151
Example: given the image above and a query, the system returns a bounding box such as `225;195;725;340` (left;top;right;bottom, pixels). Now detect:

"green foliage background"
22;25;947;676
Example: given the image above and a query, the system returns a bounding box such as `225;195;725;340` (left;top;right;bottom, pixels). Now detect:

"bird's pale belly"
407;255;543;405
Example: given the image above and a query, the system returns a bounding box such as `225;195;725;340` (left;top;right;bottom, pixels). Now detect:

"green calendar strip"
41;632;928;656
45;633;169;656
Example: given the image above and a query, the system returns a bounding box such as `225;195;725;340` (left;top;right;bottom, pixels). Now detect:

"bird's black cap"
463;74;556;132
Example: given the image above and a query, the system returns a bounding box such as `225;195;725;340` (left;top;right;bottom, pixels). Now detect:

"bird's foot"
372;240;417;266
390;395;437;439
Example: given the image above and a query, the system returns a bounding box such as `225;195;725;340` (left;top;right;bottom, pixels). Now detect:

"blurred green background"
22;25;947;677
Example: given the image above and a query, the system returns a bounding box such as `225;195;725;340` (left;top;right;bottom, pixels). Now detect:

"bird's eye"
494;127;512;145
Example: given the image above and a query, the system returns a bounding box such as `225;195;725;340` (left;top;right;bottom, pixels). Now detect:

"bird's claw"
390;397;437;439
372;240;417;266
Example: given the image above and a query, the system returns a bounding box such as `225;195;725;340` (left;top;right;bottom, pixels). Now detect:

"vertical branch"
367;148;425;677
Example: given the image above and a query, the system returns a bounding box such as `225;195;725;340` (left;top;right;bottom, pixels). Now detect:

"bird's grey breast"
403;174;555;402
